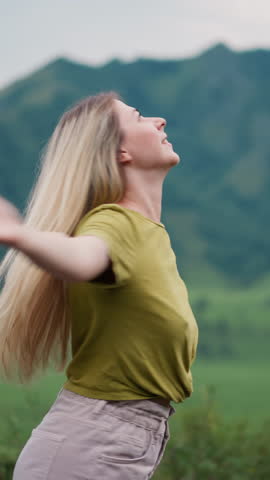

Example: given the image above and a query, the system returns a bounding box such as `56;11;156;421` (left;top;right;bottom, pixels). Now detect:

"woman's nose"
157;117;166;129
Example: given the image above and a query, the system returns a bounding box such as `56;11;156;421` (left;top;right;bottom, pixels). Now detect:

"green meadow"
179;360;270;429
1;360;269;440
1;360;269;479
0;281;269;478
1;281;269;438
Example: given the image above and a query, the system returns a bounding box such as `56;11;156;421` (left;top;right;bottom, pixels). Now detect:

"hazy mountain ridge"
0;43;269;288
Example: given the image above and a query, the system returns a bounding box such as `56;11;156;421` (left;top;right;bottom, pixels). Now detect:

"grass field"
1;359;269;448
175;360;270;431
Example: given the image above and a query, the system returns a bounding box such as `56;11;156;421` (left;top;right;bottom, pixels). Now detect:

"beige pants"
13;387;176;479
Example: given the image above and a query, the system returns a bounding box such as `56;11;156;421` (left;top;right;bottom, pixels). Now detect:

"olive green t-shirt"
63;203;199;403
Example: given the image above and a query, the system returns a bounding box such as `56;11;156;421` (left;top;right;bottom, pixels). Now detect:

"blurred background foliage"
1;43;270;288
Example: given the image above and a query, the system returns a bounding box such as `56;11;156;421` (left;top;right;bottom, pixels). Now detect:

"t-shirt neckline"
100;203;165;229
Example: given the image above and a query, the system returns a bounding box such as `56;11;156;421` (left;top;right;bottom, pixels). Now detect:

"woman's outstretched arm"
0;196;110;282
14;229;110;282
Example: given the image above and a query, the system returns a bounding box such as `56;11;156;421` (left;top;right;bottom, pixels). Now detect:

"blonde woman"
0;91;199;479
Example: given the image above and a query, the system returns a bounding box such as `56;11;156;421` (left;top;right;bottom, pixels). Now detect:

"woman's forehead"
114;100;137;122
115;99;132;112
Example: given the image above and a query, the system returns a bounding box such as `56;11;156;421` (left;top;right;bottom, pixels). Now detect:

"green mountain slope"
0;43;269;288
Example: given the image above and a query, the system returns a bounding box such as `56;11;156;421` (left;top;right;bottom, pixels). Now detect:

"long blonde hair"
0;91;126;383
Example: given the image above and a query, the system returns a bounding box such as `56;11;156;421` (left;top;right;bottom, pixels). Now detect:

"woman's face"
113;100;180;171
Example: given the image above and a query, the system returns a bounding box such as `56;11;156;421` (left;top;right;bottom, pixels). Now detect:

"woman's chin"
168;152;180;165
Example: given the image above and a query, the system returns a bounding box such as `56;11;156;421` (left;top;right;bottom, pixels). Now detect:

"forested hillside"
0;43;269;288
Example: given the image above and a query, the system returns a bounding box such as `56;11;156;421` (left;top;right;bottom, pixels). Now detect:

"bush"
153;386;270;479
1;385;270;479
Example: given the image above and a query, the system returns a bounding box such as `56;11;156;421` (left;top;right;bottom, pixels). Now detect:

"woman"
0;91;199;479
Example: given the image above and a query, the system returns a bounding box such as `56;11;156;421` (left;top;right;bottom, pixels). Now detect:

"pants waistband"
53;387;176;436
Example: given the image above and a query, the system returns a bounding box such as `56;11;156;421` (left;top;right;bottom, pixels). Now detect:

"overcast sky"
1;0;270;90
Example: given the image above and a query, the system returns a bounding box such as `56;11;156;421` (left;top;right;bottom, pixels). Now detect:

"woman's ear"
118;148;132;165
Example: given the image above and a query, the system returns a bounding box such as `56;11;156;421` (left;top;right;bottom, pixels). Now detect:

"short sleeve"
74;207;140;288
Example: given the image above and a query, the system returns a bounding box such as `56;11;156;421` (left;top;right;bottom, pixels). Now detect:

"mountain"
0;43;269;288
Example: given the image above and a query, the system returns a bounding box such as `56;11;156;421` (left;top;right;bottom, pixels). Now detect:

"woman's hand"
0;196;24;247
